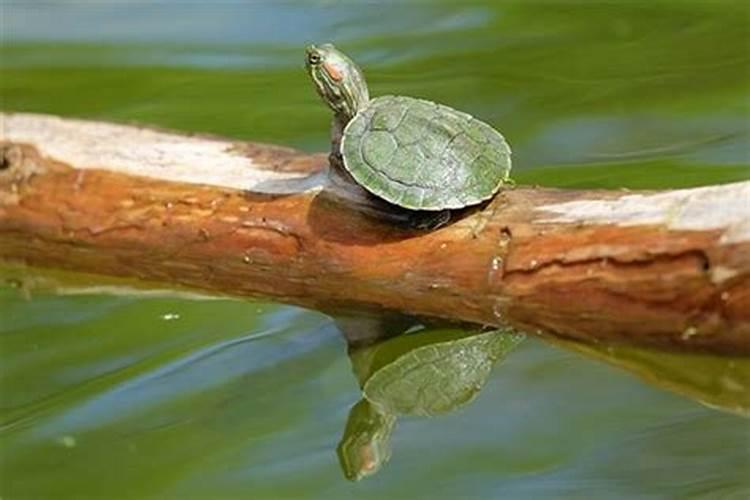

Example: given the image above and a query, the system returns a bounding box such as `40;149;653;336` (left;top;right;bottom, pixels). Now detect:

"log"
1;112;748;354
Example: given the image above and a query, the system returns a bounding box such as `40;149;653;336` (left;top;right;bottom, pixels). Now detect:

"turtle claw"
407;209;451;231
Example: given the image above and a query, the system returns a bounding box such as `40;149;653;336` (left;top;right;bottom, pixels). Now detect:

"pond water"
1;1;749;498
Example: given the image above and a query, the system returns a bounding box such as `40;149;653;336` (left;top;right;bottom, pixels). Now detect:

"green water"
1;1;749;498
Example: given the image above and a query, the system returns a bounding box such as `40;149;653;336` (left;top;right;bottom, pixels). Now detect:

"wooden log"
1;112;748;354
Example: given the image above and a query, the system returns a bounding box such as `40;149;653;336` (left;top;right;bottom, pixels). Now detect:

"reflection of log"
547;336;749;416
1;112;748;354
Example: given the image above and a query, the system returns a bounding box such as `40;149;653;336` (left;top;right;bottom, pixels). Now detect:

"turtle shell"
340;95;512;210
360;328;525;417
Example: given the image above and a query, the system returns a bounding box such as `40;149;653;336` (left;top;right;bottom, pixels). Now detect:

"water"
1;1;749;497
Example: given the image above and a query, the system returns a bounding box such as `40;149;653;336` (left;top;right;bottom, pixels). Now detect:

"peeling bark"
1;112;748;354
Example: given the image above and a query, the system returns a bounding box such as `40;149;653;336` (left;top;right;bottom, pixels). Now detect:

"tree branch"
1;112;748;354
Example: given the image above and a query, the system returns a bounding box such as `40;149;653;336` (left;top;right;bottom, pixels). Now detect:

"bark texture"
1;112;748;354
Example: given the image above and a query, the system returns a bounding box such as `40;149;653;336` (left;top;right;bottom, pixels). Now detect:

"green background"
1;1;748;498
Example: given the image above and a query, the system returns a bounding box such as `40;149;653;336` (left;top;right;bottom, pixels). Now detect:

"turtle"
305;43;512;227
335;323;525;481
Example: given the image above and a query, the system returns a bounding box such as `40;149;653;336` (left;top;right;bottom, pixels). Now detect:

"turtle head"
305;43;369;121
336;399;394;481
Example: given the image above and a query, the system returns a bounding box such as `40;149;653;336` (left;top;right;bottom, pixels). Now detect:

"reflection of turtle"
337;326;525;481
305;44;512;226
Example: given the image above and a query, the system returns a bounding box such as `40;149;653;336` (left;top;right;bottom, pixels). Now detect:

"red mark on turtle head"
323;62;343;81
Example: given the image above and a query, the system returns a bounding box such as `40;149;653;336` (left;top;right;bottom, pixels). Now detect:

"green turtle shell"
340;95;512;210
361;329;525;417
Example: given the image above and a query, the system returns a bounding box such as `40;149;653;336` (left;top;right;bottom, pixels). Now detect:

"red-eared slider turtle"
336;324;525;481
305;44;512;224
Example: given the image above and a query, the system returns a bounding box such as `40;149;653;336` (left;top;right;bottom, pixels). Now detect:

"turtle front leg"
407;209;451;230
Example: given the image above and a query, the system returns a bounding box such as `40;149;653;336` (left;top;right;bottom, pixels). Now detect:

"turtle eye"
308;52;322;65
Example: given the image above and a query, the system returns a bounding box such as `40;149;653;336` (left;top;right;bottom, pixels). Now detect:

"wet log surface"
1;112;748;354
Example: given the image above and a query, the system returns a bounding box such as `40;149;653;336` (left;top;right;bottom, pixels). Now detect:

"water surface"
1;1;749;497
